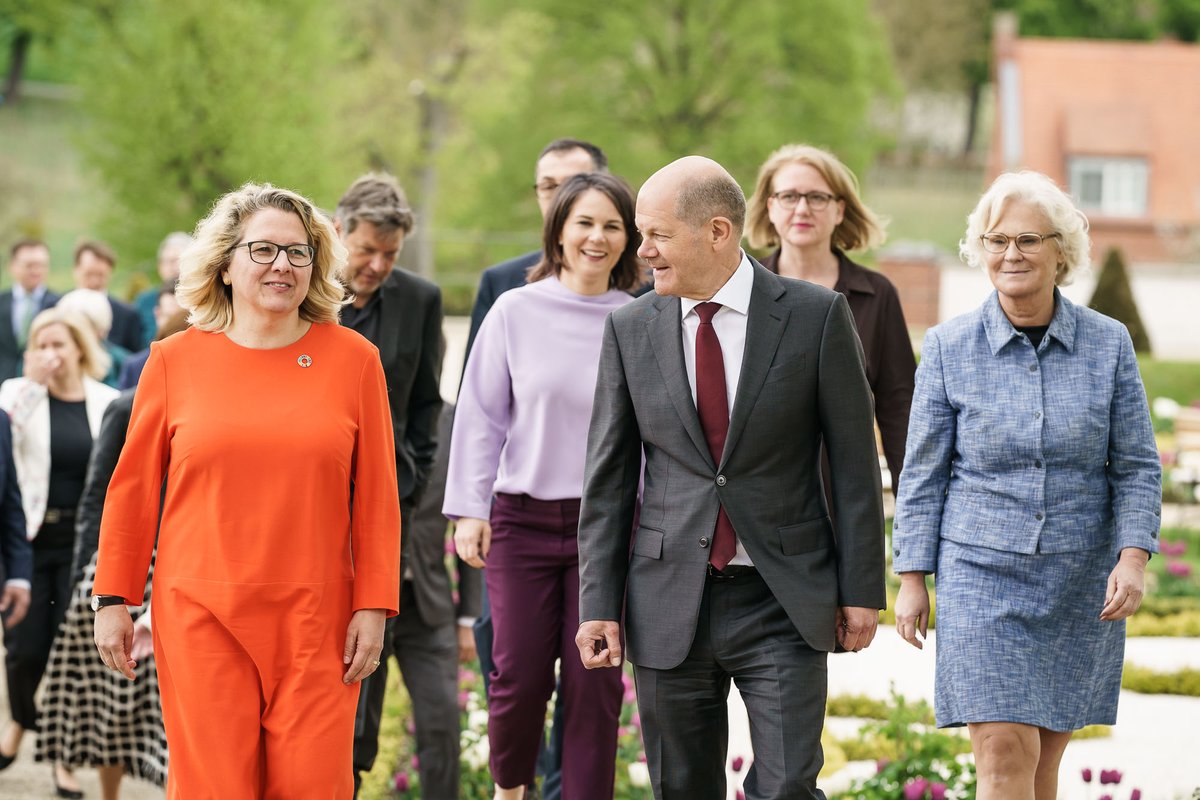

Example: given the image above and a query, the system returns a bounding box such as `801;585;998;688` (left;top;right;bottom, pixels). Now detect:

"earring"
222;274;231;285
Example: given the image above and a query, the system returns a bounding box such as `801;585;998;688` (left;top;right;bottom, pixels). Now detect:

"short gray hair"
157;231;194;261
960;171;1090;286
335;173;415;236
676;172;746;235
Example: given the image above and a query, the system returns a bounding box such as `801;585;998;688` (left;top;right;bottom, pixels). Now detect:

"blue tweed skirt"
933;538;1125;731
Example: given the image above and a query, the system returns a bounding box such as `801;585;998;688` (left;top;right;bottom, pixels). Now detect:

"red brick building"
988;13;1200;263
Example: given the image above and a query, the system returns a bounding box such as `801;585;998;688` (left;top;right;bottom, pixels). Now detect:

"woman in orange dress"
92;183;401;799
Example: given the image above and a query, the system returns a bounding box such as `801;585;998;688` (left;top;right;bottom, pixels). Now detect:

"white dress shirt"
680;251;755;565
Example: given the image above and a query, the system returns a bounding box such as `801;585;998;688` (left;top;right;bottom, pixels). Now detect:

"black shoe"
54;779;85;799
0;749;14;771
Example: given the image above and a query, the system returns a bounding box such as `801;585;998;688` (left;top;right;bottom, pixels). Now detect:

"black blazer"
405;404;481;626
107;295;145;354
375;269;443;506
0;413;31;587
0;288;60;382
71;389;135;590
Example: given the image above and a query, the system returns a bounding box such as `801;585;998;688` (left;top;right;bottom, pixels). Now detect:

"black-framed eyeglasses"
230;240;316;267
979;232;1061;255
770;190;839;211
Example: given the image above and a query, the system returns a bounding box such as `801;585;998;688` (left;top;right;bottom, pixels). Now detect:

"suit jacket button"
716;474;727;486
699;537;710;548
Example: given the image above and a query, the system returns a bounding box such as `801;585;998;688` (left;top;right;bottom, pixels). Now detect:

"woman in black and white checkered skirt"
35;390;167;798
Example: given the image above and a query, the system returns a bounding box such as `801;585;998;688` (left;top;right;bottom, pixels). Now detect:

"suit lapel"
721;265;788;469
647;296;713;468
376;276;401;375
0;293;15;351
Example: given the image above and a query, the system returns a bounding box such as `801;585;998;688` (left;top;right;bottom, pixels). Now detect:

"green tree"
0;0;72;102
73;0;356;267
506;0;896;200
997;0;1160;39
1089;247;1152;354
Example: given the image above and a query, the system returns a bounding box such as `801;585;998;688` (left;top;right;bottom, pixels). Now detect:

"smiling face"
636;184;718;299
222;208;312;324
767;161;844;251
559;189;627;287
340;220;405;305
984;200;1061;306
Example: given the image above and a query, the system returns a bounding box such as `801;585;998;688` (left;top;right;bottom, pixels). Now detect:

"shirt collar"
681;251;754;320
12;284;45;303
982;288;1076;355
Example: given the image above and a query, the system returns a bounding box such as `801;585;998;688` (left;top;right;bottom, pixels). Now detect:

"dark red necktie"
694;302;737;570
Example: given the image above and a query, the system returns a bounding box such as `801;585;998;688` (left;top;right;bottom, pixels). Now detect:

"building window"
1067;156;1148;217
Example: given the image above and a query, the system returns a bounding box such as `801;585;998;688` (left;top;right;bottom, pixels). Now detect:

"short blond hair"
28;308;110;381
56;289;114;340
959;171;1090;286
746;143;886;252
176;183;347;331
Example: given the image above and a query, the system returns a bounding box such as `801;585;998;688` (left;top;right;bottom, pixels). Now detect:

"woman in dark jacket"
747;143;916;497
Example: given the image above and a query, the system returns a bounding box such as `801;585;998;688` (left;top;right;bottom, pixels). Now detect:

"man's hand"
575;620;622;669
894;572;931;650
94;604;136;680
836;605;879;652
0;584;30;629
1101;547;1148;621
457;623;477;663
454;518;491;569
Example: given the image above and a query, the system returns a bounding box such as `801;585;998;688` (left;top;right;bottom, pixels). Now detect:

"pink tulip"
1166;561;1193;577
411;754;420;771
930;782;947;800
904;777;931;800
394;771;410;792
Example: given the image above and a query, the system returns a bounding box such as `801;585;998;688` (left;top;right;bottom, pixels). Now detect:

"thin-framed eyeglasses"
770;190;838;211
533;180;563;199
980;232;1061;255
230;240;316;267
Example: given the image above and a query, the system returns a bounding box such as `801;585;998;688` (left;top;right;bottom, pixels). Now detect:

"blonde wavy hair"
959;171;1090;286
746;143;886;252
28;308;110;381
175;183;348;331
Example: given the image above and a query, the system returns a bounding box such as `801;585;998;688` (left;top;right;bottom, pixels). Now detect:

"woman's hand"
94;604;137;680
343;608;386;684
894;572;931;650
1101;547;1148;621
454;517;492;569
22;347;60;386
130;620;154;662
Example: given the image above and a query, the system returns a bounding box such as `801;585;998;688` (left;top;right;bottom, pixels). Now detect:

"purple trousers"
486;493;623;798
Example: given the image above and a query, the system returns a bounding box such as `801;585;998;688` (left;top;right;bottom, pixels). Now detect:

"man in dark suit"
575;157;886;800
334;173;476;799
0;413;31;631
72;240;144;353
0;239;59;382
461;138;609;800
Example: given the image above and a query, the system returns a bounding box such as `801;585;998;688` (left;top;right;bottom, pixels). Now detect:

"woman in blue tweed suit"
893;172;1161;800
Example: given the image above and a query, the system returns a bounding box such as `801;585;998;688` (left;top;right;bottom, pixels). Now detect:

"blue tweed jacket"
893;289;1161;573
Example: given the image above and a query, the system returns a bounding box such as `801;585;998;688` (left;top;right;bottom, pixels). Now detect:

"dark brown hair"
74;239;117;269
529;173;643;292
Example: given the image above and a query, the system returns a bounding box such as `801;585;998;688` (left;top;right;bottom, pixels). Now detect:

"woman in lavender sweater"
445;172;643;800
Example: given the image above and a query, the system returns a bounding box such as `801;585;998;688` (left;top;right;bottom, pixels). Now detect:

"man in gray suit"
575;157;886;800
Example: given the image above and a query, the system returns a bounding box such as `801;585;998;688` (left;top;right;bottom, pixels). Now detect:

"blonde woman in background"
747;143;916;498
0;308;118;798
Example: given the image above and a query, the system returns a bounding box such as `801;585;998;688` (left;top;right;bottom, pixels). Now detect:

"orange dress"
94;323;401;800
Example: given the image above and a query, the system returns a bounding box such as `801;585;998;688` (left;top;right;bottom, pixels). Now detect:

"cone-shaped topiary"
1088;247;1152;354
